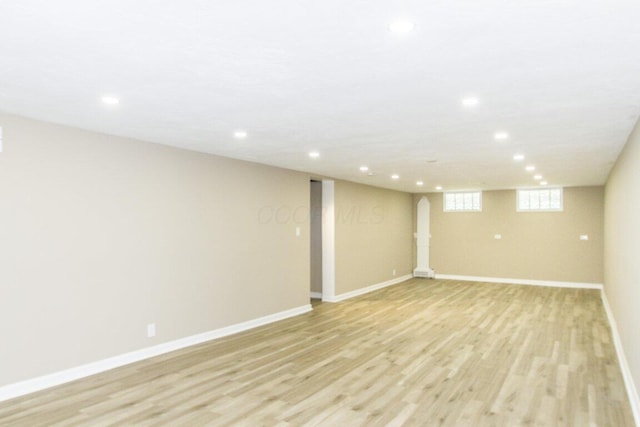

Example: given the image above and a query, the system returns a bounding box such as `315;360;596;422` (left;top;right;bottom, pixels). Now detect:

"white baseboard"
413;268;435;278
600;291;640;425
0;304;312;403
323;274;412;303
310;291;322;299
435;274;603;290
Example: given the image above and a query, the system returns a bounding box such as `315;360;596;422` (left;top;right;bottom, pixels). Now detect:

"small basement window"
444;191;482;212
517;188;563;212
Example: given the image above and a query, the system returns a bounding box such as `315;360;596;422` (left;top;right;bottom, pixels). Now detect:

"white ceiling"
1;0;640;192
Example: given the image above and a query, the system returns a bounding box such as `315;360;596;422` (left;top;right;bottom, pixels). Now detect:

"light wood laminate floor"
0;279;634;426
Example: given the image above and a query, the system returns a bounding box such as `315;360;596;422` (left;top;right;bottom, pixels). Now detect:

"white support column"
321;180;336;301
414;196;435;278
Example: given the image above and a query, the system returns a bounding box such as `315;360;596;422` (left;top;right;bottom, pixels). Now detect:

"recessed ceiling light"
513;154;525;161
494;132;509;140
101;96;119;105
389;20;415;33
309;151;320;158
435;186;443;191
525;165;536;172
534;174;543;180
359;166;369;172
540;181;548;185
416;181;424;186
233;130;248;139
391;174;400;180
462;97;479;107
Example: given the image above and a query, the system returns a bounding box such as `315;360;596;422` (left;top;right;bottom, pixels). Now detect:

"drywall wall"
0;113;310;387
334;180;413;295
604;117;640;399
415;187;604;283
310;181;322;294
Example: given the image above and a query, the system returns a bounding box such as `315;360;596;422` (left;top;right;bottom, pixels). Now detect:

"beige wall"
0;113;311;387
604;117;640;395
335;180;413;295
415;187;604;283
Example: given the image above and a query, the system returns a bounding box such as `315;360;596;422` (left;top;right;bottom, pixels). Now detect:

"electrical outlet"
580;235;589;241
147;323;156;338
392;269;396;276
494;234;502;240
296;226;300;237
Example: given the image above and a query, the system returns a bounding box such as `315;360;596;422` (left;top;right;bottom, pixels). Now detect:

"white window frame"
516;187;563;212
443;190;482;212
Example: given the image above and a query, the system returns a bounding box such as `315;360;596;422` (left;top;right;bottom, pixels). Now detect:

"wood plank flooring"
0;279;634;426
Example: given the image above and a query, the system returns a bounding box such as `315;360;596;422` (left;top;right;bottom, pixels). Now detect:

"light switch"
295;226;300;237
580;235;589;241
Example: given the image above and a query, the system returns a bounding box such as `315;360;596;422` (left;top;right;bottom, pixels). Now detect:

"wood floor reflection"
0;279;634;426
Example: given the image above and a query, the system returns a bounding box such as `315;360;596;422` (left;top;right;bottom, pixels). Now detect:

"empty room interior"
1;1;640;426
